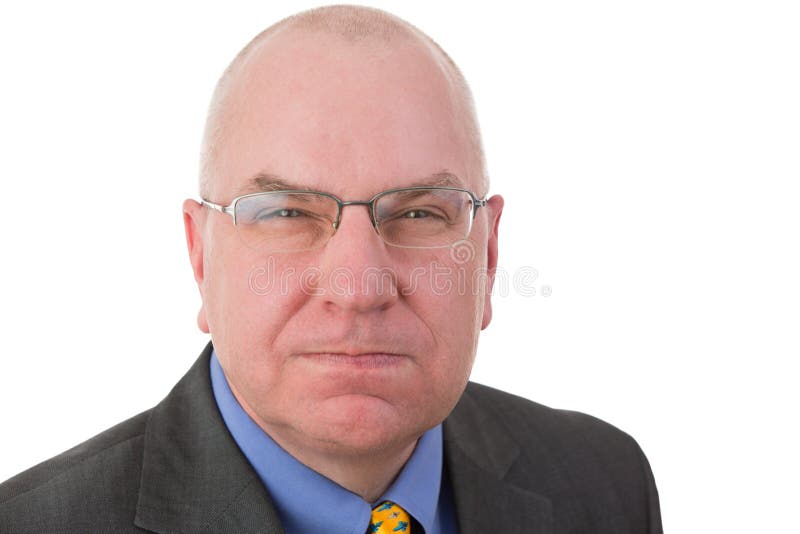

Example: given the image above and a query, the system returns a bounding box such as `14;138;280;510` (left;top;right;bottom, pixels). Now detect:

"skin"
183;28;503;502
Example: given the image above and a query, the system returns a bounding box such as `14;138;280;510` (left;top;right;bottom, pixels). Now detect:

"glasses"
201;186;487;252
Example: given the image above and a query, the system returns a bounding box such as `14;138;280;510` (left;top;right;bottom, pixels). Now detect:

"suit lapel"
134;343;284;533
444;384;554;534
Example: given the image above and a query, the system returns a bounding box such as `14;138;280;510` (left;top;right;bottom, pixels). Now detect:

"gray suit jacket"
1;343;662;533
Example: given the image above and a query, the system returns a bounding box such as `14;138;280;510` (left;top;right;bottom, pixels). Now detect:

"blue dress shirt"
210;351;458;534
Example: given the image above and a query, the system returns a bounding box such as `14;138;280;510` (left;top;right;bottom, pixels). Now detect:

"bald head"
200;5;487;198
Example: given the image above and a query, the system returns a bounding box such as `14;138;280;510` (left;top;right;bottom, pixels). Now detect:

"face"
184;31;503;458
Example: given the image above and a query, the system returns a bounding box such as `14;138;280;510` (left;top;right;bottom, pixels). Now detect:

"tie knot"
367;501;411;533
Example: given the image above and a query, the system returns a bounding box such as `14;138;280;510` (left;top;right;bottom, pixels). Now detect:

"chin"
305;395;425;451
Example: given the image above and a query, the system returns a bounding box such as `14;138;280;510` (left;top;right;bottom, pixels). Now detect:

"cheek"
204;252;310;363
205;254;321;416
402;260;484;375
406;251;488;327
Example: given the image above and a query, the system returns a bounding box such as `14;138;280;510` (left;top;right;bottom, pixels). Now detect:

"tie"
367;501;412;533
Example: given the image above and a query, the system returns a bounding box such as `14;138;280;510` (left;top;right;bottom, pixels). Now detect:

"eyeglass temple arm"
473;197;488;217
200;199;235;219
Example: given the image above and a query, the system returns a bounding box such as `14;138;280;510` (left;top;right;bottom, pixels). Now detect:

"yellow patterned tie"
367;501;412;533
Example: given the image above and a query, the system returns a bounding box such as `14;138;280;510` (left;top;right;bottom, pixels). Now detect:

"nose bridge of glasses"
332;199;378;230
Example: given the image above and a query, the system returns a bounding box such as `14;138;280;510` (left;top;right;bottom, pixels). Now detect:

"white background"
1;1;798;531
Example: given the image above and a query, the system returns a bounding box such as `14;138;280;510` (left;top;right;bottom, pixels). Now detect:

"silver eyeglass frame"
200;186;488;249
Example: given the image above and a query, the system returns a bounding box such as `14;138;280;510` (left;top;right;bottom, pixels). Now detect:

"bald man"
0;6;662;533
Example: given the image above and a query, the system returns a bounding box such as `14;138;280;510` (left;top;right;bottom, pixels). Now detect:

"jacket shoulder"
0;410;150;532
461;381;641;451
451;382;662;533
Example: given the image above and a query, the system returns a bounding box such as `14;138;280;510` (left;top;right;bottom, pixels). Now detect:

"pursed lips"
297;351;408;369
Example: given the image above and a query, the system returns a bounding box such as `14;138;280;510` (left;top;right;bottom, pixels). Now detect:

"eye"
277;208;302;218
398;208;448;220
256;208;305;220
402;209;431;219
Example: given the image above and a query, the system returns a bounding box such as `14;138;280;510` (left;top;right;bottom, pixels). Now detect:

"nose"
314;204;399;314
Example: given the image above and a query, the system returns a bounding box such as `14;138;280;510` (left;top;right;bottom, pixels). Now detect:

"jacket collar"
134;342;285;533
443;385;554;534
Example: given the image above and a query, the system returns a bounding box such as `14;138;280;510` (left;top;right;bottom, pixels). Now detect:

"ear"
183;199;210;334
481;195;504;330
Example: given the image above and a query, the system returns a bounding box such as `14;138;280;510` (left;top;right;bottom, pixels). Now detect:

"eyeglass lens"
233;188;475;251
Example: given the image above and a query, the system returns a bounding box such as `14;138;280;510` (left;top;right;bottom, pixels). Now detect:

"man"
0;5;661;533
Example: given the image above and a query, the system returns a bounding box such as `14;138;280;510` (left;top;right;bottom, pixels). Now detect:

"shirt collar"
210;350;443;534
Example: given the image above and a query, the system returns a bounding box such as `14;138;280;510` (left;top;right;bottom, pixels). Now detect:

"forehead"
212;29;476;199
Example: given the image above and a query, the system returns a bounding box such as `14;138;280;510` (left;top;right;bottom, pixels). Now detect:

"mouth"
298;352;407;369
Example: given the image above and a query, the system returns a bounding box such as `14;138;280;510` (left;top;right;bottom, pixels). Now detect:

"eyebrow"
236;170;467;197
408;171;466;189
235;174;305;195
